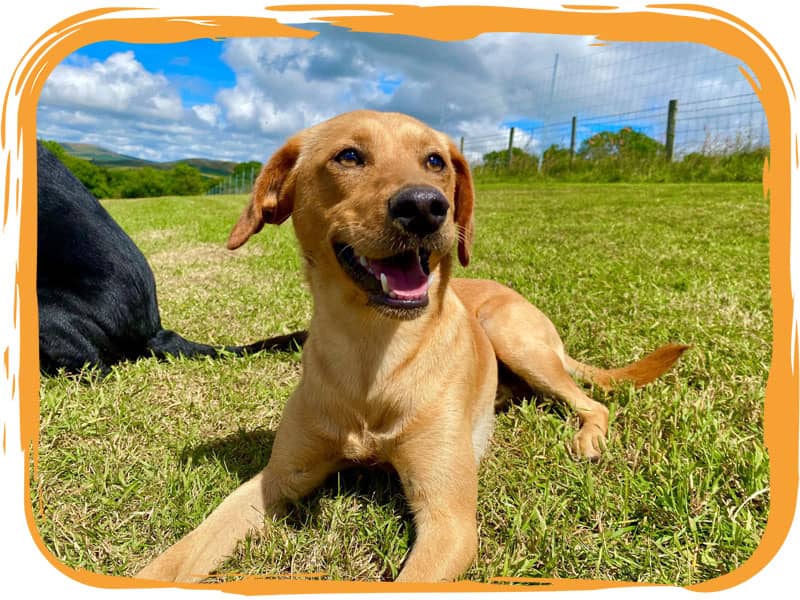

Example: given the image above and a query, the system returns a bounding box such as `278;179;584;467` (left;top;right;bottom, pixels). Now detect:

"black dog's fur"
37;142;306;376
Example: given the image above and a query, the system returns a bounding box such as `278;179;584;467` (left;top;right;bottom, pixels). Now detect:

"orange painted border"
2;3;795;596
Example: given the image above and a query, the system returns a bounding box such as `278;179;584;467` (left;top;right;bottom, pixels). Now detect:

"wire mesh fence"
207;39;767;191
206;166;257;195
457;41;767;166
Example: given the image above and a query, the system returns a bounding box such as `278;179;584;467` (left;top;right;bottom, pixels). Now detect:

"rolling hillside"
59;142;238;177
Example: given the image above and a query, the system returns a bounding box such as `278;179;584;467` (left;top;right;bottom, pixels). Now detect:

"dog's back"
37;143;308;375
37;142;164;373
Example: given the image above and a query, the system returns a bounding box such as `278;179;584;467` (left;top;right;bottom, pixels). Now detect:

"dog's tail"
225;330;308;355
565;343;690;392
145;329;307;360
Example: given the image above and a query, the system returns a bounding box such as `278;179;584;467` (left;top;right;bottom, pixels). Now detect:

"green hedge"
472;129;767;183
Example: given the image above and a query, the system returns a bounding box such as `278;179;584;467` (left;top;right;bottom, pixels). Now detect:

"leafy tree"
39;140;220;198
167;163;206;195
232;160;261;178
40;139;67;160
39;140;114;198
117;167;168;198
578;127;664;160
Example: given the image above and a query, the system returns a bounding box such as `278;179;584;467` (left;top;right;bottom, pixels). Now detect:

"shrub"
578;127;665;161
471;128;767;184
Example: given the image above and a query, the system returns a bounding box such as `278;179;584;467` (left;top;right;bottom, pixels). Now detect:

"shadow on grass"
181;428;403;498
180;427;277;481
179;427;409;510
177;380;572;515
180;426;411;580
496;361;575;420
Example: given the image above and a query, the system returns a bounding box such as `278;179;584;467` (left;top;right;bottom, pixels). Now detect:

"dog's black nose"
388;186;450;237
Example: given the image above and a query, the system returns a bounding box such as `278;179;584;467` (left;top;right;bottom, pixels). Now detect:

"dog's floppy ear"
227;136;301;250
449;142;475;267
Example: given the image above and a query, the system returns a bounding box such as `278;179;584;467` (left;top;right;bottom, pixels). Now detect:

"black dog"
37;142;305;376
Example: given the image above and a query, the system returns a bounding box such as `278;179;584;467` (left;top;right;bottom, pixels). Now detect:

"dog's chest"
336;384;420;463
340;426;386;463
305;300;479;463
313;361;442;466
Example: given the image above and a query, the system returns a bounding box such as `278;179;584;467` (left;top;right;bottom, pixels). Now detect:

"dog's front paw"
135;542;204;583
570;425;606;461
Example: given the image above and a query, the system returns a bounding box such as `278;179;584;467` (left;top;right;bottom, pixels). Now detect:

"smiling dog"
137;111;687;583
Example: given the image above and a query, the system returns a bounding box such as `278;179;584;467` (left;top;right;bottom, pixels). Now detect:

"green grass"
34;182;770;585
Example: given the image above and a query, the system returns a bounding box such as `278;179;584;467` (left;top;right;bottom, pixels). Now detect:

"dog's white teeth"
359;255;368;268
389;291;398;299
380;272;389;294
428;274;434;285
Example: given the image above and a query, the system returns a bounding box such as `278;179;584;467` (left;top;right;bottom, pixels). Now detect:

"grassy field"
34;182;771;586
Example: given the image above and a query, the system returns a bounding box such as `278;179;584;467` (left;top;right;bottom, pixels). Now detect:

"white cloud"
40;104;240;162
40;51;183;121
192;103;221;127
215;77;330;139
216;37;374;135
213;29;762;156
36;28;765;164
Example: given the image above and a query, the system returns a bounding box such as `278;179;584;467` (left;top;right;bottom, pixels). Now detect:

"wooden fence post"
569;116;577;163
507;127;515;169
666;99;678;162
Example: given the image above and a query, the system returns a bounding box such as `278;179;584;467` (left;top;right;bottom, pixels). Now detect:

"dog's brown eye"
334;148;364;167
426;153;446;172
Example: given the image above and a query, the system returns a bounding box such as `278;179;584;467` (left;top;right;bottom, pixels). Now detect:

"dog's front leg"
136;466;279;583
136;397;342;583
392;428;479;582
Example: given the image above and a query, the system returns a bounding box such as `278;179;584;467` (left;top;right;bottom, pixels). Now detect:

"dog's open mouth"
334;242;432;310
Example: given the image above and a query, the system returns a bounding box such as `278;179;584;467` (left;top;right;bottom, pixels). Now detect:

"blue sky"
36;24;766;163
74;39;236;107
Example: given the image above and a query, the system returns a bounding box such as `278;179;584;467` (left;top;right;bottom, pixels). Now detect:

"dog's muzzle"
334;243;432;310
332;186;450;318
388;186;449;238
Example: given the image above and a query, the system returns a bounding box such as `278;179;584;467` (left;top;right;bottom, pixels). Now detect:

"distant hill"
162;158;238;177
58;142;238;177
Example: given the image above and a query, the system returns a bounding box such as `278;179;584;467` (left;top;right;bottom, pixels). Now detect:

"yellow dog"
137;110;686;583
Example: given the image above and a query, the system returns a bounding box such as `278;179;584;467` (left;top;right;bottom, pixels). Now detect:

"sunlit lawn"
35;182;770;586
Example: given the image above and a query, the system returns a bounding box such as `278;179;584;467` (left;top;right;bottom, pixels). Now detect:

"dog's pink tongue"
371;258;429;299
